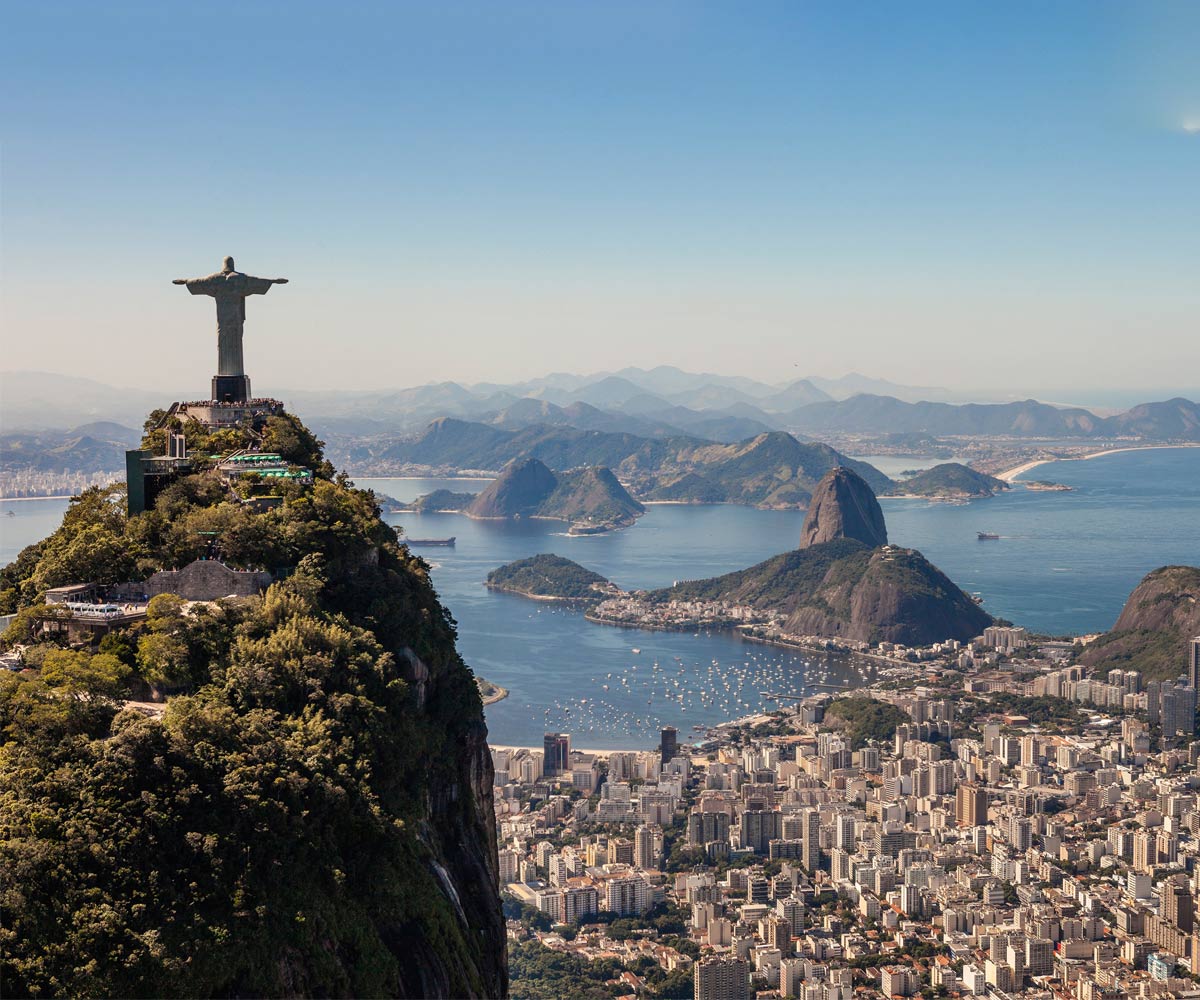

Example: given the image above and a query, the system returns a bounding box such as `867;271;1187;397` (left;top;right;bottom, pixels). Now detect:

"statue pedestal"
212;374;251;403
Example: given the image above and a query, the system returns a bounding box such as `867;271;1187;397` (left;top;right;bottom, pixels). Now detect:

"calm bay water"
2;448;1197;748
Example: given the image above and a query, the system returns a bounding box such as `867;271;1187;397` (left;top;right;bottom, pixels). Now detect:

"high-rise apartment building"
694;957;750;1000
660;726;678;766
956;784;988;827
635;825;658;870
1161;876;1195;932
802;808;821;873
543;732;570;775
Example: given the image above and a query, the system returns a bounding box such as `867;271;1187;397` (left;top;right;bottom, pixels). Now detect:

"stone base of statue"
171;394;285;430
212;374;252;404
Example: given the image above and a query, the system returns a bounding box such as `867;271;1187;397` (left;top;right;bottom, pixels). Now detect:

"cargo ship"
405;537;456;547
977;531;1000;541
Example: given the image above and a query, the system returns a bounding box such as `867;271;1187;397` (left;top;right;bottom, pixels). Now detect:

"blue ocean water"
3;448;1197;748
883;448;1200;636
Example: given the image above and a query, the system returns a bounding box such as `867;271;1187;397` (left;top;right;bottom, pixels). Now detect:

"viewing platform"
170;396;285;430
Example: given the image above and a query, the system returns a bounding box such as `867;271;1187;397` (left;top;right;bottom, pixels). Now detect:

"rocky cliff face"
799;467;888;549
1080;565;1200;681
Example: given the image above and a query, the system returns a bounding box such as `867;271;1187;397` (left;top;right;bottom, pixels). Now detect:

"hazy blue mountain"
804;372;950;403
1;421;143;474
785;394;1111;437
9;369;1193;443
373;419;891;508
757;378;834;412
645;432;892;507
377;417;698;473
68;421;143;446
660;383;767;410
0;371;171;430
609;365;779;398
667;413;776;442
1107;398;1200;439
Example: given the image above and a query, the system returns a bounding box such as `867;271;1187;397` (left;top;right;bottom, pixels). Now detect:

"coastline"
996;443;1200;483
356;475;495;482
485;583;600;605
478;679;509;705
0;495;77;503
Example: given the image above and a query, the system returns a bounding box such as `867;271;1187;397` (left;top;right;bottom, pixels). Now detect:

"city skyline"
2;3;1198;395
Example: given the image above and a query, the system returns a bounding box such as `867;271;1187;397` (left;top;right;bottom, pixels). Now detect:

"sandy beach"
996;443;1200;483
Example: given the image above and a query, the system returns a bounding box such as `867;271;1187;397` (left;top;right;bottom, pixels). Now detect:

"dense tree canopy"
0;410;503;998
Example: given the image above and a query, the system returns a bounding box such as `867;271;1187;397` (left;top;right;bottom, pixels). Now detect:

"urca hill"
0;408;507;998
407;455;644;533
656;466;991;645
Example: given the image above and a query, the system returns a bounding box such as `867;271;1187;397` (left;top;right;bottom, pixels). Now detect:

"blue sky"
1;2;1197;398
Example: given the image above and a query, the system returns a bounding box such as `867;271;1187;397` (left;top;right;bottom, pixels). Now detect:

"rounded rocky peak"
799;466;888;549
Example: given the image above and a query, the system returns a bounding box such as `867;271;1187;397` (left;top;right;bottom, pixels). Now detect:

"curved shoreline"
485;583;598;604
996;443;1200;483
478;678;509;705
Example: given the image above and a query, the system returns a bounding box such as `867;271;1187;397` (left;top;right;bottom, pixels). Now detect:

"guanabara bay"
0;260;507;998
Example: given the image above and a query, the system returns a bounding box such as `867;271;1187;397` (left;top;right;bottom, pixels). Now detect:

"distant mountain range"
369;419;892;509
784;395;1200;439
0;422;142;474
4;369;1195;445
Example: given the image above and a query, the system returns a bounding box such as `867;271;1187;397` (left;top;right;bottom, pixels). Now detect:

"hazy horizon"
1;364;1193;419
3;3;1199;397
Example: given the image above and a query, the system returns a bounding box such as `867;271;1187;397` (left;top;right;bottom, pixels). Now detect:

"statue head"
222;256;235;272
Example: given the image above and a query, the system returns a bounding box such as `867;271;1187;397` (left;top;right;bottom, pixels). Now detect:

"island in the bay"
404;455;644;533
881;462;1008;499
486;552;620;602
0;258;506;999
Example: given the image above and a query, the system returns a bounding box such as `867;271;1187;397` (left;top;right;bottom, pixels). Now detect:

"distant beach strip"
996;443;1200;483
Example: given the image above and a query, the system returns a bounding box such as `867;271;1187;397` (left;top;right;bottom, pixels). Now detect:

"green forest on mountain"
0;411;502;998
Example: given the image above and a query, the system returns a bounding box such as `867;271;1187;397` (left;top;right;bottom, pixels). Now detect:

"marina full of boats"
512;638;878;746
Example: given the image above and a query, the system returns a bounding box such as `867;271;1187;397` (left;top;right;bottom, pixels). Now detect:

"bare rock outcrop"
799;466;887;549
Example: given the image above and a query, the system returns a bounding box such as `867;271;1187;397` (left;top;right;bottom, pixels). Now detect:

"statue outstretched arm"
242;276;288;295
173;276;219;295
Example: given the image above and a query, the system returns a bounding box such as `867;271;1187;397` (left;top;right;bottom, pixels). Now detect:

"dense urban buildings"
496;632;1200;998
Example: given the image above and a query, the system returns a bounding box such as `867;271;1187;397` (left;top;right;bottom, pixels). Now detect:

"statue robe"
184;271;276;376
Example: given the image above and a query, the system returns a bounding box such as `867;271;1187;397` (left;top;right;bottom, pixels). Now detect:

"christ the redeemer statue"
173;256;287;403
